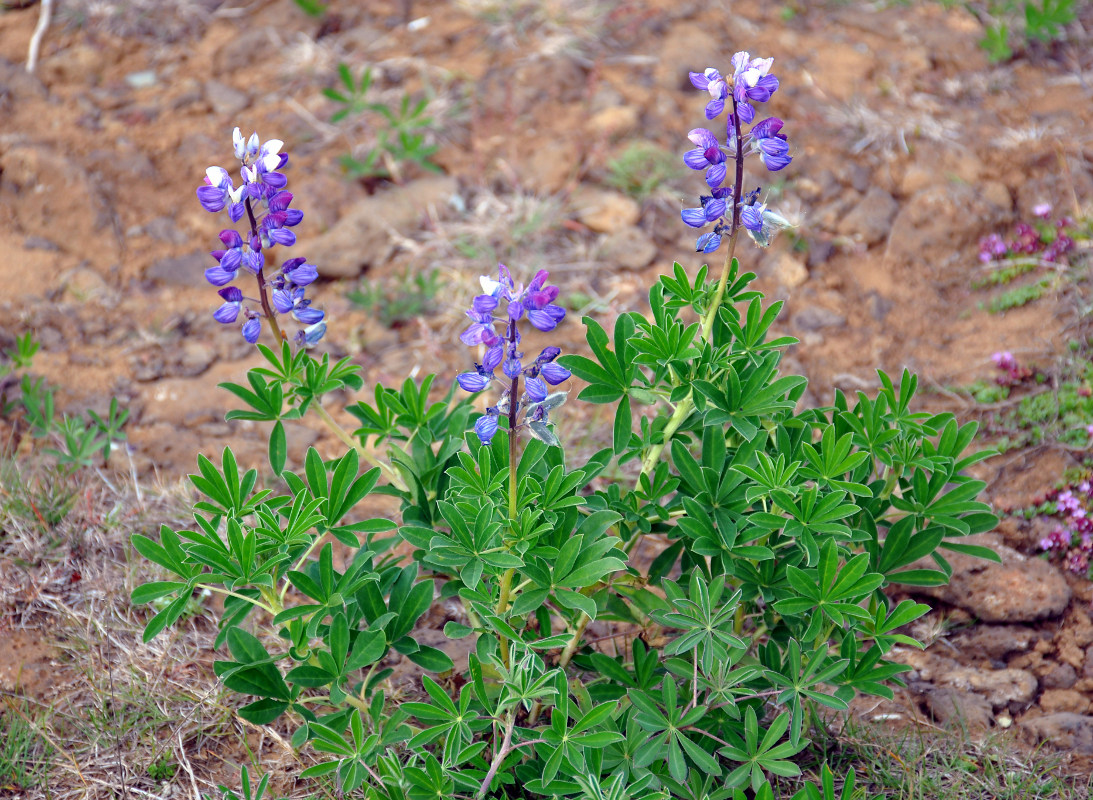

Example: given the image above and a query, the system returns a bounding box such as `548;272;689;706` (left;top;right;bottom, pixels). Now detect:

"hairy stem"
244;197;286;343
477;711;516;800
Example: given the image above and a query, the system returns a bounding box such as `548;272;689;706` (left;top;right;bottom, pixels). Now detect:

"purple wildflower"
458;265;570;446
197;127;327;346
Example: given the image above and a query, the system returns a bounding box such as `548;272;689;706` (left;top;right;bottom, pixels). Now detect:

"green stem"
196;583;277;616
311;402;407;491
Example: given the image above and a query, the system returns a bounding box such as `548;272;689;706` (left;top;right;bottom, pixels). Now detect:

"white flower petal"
206;166;228;185
261;139;283;157
261;153;281;172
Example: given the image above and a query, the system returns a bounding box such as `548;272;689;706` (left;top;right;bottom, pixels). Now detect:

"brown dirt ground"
1;0;1093;794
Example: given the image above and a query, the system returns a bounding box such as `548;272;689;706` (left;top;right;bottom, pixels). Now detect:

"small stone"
24;236;59;251
599;226;657;271
793;306;846;331
146;252;209;287
924;687;993;731
805;240;834;270
586;106;639;139
60;266;108;299
205;79;250;116
572;188;641;234
176;341;216;378
523;140;577;194
125;70;158;89
1019;713;1093;754
836;187;899;246
769;251;808;289
1040;689;1090;714
306;176;459;279
951;625;1042;661
142;216;189;245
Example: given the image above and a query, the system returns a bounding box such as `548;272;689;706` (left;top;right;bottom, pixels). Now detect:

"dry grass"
0;459;330;800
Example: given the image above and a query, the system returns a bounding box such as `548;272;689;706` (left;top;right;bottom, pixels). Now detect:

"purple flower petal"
688;128;719;150
214;302;240;324
741;205;764;232
457;372;491;392
204;265;236;286
540;362;571;385
483;345;504;371
682;208;707;228
474;413;499;445
460;323;494;346
293;306;324;325
705;163;727;189
503;357;523;379
242;317;261;344
683;149;710;170
272;289;294;314
696;232;722;253
525;376;547;402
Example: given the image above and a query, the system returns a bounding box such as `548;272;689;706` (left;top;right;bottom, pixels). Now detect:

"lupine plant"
135;54;999;800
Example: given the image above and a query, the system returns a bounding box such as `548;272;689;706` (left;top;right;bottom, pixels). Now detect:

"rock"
1040;689;1090;714
941;666;1037;709
142;216;190;245
24;236;60;251
950;625;1042;661
177;341;217;378
59;266;109;299
909;533;1071;623
770;251;808;289
894;648;1036;708
1019;713;1093;754
599;226;657;271
523;139;577;194
41;44;107;85
205;80;250;115
805;240;834;270
886;185;1002;268
923;687;993;731
146;252;210;287
306;176;459;279
866;291;892;322
571;188;641;234
1045;662;1080;691
586;106;640;139
793;306;846;331
836;187;899;246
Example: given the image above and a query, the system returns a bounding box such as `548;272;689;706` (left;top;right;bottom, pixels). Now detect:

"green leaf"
268;420;287;476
